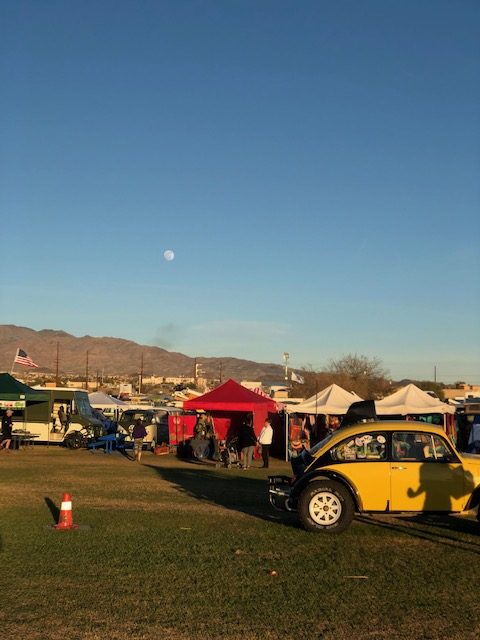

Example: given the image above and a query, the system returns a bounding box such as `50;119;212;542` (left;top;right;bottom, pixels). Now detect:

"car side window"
393;432;456;462
330;433;387;462
431;435;456;461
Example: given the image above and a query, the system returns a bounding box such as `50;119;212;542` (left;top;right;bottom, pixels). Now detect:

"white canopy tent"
288;384;363;415
88;392;128;419
375;384;455;416
88;392;128;408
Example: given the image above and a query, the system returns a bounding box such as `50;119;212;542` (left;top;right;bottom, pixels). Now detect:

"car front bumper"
268;475;296;512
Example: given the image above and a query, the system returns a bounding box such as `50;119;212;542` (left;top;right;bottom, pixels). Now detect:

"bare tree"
291;354;390;400
326;354;390;399
327;354;387;380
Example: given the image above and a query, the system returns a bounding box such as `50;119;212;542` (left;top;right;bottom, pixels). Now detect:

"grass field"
0;447;479;640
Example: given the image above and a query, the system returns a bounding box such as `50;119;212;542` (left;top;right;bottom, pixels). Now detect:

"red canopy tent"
183;378;280;439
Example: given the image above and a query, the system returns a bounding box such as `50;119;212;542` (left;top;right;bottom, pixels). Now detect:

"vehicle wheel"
64;433;83;450
63;436;74;449
298;480;354;533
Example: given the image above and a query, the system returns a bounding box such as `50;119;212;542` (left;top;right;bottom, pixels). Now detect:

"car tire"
64;432;83;450
298;480;354;533
63;435;75;449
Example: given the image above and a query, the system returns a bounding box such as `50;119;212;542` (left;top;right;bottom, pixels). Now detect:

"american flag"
14;348;39;368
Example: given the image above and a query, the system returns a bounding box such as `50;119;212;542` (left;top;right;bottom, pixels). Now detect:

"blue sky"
1;1;479;383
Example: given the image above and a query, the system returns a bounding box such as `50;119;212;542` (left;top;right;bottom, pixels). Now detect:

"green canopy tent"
0;373;50;436
0;373;50;404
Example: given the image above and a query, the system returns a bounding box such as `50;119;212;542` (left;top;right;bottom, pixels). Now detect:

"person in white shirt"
258;418;273;468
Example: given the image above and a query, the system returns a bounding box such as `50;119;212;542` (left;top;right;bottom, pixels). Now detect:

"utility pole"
434;365;437;384
55;342;60;386
139;352;144;394
85;350;89;391
219;362;223;383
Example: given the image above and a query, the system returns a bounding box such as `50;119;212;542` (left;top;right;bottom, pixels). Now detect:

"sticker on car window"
333;434;386;461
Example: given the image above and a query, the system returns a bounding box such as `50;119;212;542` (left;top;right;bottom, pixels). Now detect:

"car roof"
331;420;446;440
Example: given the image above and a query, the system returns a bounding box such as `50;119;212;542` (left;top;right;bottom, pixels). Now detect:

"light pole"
283;352;290;383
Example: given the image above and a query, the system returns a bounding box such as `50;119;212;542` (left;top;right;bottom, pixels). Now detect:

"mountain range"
0;325;286;384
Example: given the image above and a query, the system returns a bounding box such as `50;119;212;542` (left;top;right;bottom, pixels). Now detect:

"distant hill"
0;325;285;384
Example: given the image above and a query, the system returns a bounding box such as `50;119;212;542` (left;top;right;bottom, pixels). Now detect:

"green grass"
0;447;479;640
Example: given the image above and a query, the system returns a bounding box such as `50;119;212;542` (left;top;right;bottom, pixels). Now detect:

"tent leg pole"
285;412;289;462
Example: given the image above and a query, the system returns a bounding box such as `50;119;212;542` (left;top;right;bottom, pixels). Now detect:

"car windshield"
119;411;153;426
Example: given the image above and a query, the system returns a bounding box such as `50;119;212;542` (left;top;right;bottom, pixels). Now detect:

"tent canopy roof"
375;383;455;415
0;373;50;401
288;384;363;415
183;378;279;412
88;391;128;407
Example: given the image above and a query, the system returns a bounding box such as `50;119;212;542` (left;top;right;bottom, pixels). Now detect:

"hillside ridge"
0;325;285;383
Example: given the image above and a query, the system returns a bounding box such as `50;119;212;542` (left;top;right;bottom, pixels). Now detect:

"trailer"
23;387;104;445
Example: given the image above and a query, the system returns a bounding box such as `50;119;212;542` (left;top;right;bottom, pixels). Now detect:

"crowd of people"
190;411;274;469
289;413;341;456
0;403;317;467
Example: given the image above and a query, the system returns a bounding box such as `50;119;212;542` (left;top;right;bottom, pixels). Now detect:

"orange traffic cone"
54;493;78;530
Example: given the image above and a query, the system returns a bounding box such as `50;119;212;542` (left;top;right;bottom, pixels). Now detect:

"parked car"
269;420;480;533
117;407;182;449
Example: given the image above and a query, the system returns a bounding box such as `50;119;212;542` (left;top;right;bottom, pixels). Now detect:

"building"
443;384;480;402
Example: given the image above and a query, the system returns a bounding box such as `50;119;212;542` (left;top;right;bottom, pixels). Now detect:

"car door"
328;431;390;511
390;431;466;512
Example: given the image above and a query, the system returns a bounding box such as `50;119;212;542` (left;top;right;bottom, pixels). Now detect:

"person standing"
258;417;273;468
65;405;71;432
238;413;257;470
205;413;219;460
132;418;147;462
58;405;67;432
1;409;14;452
193;413;207;439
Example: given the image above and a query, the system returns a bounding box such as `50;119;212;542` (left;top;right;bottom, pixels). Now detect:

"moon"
163;249;175;261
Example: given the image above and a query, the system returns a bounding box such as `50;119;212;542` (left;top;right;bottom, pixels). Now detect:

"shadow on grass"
117;447;135;462
44;497;60;524
145;462;299;528
357;513;480;555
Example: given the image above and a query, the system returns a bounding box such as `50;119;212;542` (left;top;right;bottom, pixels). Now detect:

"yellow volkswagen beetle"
269;421;480;533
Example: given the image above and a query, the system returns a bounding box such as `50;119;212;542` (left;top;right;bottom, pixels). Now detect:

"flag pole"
10;348;19;376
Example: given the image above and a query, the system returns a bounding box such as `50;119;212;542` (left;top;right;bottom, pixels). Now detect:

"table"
11;432;40;449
